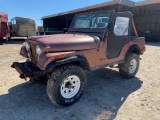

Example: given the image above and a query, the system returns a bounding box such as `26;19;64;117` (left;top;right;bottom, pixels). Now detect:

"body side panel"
95;38;145;68
28;39;144;71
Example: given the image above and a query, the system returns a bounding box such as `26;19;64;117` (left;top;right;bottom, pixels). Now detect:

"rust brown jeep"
11;11;145;106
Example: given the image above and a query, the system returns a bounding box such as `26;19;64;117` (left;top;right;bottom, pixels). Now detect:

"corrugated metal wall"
133;11;160;41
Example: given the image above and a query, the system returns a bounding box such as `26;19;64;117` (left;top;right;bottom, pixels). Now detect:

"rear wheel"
119;53;140;78
47;65;86;106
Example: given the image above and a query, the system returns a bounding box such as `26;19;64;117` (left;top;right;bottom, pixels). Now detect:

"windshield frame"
68;11;112;34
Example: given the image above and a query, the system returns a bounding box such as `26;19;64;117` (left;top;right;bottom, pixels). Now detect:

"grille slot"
28;40;38;64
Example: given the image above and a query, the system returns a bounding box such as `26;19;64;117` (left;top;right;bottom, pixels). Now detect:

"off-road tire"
119;53;140;78
47;64;86;106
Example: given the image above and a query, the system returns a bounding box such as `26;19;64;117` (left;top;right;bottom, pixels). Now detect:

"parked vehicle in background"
0;12;10;41
12;11;145;106
9;17;36;37
37;26;43;35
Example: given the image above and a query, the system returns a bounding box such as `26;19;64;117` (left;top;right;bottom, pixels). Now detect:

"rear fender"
125;44;141;59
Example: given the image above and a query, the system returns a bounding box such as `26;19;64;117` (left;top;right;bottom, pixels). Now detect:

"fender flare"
125;44;141;58
45;55;91;72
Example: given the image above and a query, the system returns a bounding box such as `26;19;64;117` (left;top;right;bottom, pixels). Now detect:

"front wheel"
47;65;86;106
119;53;140;78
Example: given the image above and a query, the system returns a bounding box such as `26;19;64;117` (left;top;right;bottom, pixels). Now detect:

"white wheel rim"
60;75;81;99
129;59;137;74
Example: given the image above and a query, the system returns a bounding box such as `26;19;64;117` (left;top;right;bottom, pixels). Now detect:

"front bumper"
11;62;44;80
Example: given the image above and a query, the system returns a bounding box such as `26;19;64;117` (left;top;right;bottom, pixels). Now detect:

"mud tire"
119;53;140;78
47;64;86;106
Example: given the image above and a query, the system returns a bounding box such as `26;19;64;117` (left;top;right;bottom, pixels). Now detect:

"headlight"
36;44;42;56
25;41;30;51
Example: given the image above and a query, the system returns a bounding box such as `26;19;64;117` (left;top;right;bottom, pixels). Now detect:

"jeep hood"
29;34;98;52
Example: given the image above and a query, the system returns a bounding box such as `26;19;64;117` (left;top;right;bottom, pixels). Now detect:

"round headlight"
25;41;30;51
36;44;42;56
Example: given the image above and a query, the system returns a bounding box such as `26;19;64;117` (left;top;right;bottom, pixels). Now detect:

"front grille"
28;40;38;64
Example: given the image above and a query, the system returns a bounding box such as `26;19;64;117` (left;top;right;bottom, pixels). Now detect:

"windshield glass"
70;12;110;29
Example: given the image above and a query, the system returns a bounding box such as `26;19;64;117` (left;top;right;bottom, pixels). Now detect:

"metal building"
41;0;160;41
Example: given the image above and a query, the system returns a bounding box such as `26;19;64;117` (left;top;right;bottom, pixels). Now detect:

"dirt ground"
0;40;160;120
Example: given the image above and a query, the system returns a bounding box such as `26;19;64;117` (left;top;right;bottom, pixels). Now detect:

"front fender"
45;55;91;72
